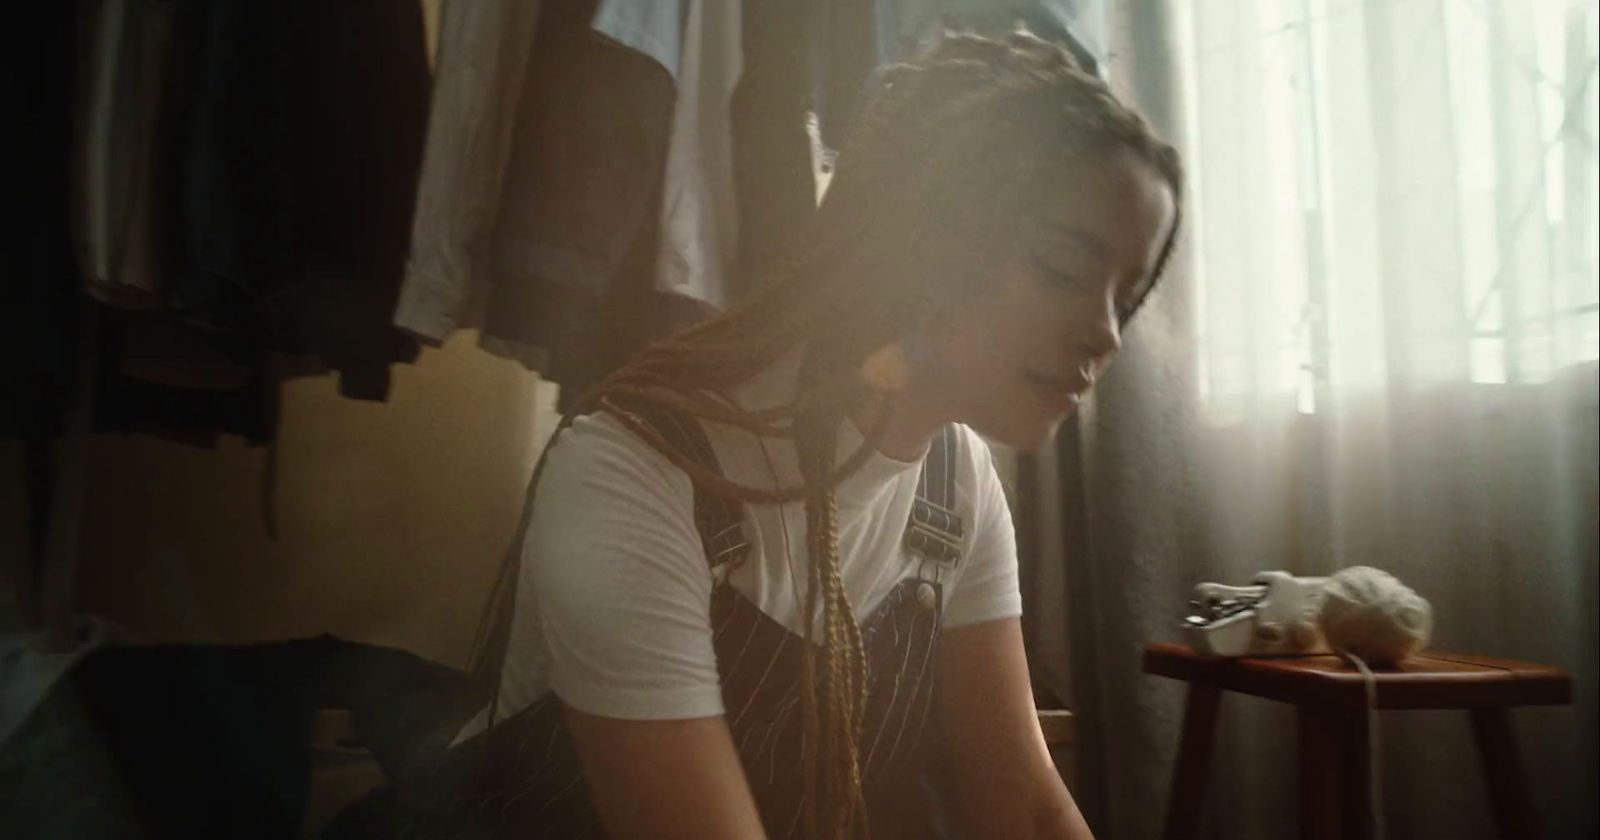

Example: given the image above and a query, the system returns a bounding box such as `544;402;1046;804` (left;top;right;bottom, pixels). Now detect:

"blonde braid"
791;387;872;839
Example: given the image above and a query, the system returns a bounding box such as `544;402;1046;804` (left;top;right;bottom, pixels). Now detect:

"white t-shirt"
458;363;1022;736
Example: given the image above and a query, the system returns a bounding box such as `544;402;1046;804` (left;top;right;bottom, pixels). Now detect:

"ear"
859;343;913;392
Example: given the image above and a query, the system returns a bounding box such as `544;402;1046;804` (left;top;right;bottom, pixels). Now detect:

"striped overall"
326;408;966;839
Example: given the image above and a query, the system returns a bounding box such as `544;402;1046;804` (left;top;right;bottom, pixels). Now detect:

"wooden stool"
1143;643;1572;840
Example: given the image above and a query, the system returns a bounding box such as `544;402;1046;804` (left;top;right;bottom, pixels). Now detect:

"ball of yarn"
1319;566;1433;666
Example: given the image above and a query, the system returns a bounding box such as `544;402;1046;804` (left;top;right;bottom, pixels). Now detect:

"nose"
1074;298;1122;362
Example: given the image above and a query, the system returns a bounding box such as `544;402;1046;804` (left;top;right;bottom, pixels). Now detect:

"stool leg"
1163;683;1221;840
1470;708;1538;840
1299;705;1342;840
1339;703;1373;840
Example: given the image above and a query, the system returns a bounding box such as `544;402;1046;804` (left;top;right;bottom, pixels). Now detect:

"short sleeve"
527;415;727;720
940;428;1024;629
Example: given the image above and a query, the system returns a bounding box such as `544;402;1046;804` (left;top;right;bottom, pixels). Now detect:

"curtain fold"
1035;2;1600;838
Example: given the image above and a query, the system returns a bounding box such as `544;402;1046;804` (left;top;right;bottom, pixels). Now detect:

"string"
1334;646;1385;840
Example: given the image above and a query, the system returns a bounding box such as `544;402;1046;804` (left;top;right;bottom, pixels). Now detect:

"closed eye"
1033;248;1150;324
1032;253;1084;290
1115;275;1155;323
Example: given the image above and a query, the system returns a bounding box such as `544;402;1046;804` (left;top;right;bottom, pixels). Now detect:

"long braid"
468;28;1185;840
794;391;872;838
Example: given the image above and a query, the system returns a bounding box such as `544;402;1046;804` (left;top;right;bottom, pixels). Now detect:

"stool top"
1143;643;1572;710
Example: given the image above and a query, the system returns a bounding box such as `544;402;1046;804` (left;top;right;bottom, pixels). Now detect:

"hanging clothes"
392;0;690;401
66;0;432;450
157;0;429;403
878;1;1104;74
89;310;278;446
392;0;544;345
390;0;1102;397
73;0;175;311
729;0;815;291
586;0;875;307
596;0;744;309
808;0;885;156
1;2;81;442
477;0;680;376
729;0;884;295
4;2;92;630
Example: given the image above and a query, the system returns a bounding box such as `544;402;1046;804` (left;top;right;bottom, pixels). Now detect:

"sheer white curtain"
1181;0;1597;410
1174;0;1598;695
1171;0;1600;662
1052;2;1598;838
1172;0;1599;836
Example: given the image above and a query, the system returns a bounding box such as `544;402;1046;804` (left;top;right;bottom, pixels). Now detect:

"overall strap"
904;424;965;568
610;399;752;574
614;404;963;572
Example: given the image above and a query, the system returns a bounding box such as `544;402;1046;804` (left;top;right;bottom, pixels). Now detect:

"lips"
1025;370;1092;412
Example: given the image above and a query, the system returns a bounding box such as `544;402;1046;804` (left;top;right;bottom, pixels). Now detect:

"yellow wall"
75;332;553;667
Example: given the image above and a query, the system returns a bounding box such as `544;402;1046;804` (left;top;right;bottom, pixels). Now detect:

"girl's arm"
564;706;769;840
936;617;1095;840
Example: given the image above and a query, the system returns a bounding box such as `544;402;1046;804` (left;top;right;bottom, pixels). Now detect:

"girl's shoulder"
537;410;700;515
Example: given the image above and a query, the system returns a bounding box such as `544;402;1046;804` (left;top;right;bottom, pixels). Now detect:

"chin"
969;411;1068;452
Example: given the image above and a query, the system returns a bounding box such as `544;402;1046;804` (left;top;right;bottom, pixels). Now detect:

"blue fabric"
879;0;1104;69
591;0;686;79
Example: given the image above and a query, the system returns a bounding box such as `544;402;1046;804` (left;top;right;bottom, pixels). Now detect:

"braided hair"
470;28;1183;840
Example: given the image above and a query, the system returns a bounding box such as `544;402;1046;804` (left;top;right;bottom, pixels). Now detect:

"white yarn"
1318;566;1431;840
1319;566;1433;666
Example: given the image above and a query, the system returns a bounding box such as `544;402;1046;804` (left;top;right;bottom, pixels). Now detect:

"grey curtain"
1020;2;1600;839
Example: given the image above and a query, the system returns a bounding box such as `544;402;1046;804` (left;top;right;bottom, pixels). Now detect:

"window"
1176;0;1599;420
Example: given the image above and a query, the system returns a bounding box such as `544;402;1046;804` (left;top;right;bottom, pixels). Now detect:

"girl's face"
917;147;1177;450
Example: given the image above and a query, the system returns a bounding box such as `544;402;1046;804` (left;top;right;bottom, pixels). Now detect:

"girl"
333;27;1180;840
